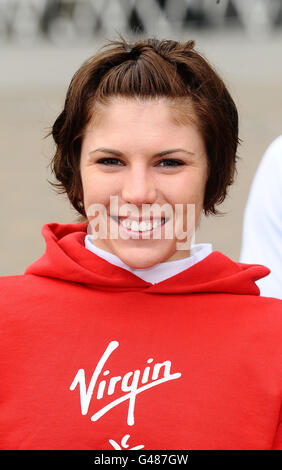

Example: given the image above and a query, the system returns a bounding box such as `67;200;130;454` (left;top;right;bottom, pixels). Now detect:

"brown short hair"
48;35;239;221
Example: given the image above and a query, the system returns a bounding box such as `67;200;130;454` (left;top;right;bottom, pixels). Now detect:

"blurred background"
1;0;282;275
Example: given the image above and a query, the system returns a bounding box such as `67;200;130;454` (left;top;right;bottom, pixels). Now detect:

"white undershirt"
84;235;212;284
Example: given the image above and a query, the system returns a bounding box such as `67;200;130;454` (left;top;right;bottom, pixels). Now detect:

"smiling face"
80;97;208;268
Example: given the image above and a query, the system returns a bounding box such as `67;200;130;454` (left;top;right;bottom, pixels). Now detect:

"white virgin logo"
70;340;182;426
109;434;145;450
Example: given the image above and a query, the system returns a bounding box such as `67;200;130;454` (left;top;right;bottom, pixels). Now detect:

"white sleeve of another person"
240;135;282;299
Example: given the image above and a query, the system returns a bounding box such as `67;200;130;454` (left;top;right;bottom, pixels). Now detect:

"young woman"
0;37;281;450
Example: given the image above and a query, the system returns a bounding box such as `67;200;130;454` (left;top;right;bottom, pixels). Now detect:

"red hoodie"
0;222;281;450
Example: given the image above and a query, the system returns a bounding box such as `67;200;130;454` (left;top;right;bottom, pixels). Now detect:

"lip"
110;215;169;239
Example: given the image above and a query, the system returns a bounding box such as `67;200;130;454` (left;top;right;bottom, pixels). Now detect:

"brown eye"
158;159;184;167
97;158;123;166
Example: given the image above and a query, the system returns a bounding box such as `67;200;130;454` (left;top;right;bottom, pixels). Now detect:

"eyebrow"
89;148;195;157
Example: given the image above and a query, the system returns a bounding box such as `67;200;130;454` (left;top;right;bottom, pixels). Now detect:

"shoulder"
0;273;62;324
252;295;282;318
238;294;282;341
0;273;50;295
212;290;282;334
238;293;282;316
0;274;32;299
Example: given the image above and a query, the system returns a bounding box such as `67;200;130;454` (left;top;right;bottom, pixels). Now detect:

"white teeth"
120;219;164;231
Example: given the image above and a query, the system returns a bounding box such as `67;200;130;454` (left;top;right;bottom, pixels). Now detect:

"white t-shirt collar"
84;234;212;285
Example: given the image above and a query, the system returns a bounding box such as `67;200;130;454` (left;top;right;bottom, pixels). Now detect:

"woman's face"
80;97;208;268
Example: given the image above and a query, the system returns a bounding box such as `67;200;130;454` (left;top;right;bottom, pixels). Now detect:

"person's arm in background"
240;135;282;299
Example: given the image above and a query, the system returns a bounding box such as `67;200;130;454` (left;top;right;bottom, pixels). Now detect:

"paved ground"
1;31;282;275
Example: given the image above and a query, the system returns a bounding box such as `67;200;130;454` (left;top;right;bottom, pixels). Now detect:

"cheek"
82;172;121;209
81;173;104;204
170;176;206;204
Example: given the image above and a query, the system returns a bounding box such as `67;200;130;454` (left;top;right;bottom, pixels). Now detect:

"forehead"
81;97;206;159
87;96;199;130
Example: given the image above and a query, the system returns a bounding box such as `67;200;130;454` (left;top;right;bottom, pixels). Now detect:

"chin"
118;255;159;269
115;246;176;269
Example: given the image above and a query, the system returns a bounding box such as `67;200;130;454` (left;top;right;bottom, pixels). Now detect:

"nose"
121;164;157;207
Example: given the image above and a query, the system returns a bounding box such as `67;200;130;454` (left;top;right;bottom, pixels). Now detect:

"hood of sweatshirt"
24;222;270;295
